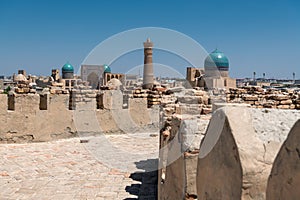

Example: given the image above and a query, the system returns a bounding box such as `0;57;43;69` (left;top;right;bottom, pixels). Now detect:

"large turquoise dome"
62;62;74;72
103;64;111;73
204;49;229;71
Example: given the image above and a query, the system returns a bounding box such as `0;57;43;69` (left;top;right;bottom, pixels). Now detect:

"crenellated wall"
0;93;75;143
0;90;159;143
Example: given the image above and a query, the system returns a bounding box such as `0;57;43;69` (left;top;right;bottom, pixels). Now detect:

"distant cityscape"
0;46;298;93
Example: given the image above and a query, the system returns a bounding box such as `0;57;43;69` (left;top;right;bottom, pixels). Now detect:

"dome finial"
147;38;151;43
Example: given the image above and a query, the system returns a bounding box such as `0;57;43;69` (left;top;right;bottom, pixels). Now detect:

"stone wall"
158;88;211;199
227;86;300;109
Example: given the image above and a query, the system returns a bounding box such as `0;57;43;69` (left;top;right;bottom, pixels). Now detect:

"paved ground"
0;133;159;200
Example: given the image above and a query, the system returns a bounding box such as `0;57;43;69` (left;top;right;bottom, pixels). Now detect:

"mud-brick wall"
0;94;74;143
0;94;7;115
0;92;160;143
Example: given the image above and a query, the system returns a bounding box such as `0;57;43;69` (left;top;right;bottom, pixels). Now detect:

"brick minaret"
143;38;154;89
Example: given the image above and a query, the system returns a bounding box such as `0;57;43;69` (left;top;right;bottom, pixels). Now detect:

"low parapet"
0;91;158;143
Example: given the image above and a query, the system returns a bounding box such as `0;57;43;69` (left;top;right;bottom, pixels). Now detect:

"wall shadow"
125;159;158;200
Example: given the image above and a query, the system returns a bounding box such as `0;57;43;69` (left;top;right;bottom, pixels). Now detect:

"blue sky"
0;0;299;79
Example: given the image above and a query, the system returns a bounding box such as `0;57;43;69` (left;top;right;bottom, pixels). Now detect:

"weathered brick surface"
0;133;158;199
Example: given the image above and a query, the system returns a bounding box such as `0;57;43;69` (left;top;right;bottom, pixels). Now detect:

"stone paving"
0;132;159;200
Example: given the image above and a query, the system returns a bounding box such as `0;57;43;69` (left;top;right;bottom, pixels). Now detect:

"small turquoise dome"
103;64;111;73
62;62;74;72
204;49;229;71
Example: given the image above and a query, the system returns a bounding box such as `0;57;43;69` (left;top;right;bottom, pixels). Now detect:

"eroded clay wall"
0;92;159;143
0;94;75;143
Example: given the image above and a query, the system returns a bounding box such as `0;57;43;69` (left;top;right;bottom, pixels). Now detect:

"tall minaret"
143;38;154;89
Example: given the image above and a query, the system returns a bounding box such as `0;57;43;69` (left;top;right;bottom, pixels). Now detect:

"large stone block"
267;120;300;200
197;113;242;200
177;96;202;104
197;107;300;200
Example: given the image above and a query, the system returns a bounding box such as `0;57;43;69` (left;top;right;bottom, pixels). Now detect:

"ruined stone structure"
158;88;212;199
143;38;154;89
158;101;300;200
227;86;300;109
186;67;205;88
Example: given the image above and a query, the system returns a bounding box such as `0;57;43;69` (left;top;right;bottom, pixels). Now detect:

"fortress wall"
0;94;7;114
0;94;75;143
0;92;160;143
128;98;151;126
96;109;124;134
196;107;300;200
14;94;40;113
37;94;75;141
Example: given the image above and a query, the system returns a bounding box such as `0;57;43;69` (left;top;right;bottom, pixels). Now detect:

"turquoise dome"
103;64;111;73
62;62;74;72
204;49;229;71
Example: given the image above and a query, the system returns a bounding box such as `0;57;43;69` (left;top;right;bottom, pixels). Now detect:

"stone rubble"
227;86;300;109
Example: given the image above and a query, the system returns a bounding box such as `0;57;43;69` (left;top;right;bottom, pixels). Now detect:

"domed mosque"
203;49;236;89
80;63;124;89
187;49;236;89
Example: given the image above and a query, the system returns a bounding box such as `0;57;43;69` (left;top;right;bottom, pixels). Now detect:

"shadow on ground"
125;159;158;200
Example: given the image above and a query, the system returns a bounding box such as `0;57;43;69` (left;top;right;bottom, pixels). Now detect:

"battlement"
0;91;159;143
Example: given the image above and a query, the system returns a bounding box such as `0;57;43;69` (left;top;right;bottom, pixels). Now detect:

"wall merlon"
0;94;7;114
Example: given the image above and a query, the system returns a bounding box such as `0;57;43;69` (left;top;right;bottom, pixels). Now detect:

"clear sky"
0;0;299;79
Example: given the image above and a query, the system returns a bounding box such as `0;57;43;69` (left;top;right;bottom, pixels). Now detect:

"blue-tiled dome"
62;62;74;72
103;64;111;73
204;49;229;71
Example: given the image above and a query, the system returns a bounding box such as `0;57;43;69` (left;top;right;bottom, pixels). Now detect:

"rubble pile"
15;83;36;94
49;82;68;94
69;85;96;110
132;87;164;107
227;86;300;109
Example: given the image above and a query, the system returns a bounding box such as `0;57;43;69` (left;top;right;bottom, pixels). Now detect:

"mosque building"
60;62;81;90
186;49;236;90
81;64;124;89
